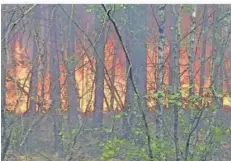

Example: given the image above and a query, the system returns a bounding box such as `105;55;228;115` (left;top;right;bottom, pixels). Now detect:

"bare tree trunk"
93;12;105;128
49;6;64;157
156;4;166;141
1;5;7;156
120;29;133;139
171;5;181;161
28;6;40;114
120;5;148;146
212;5;223;110
188;5;196;97
66;4;79;133
184;5;197;160
199;5;208;107
110;38;119;111
39;5;48;111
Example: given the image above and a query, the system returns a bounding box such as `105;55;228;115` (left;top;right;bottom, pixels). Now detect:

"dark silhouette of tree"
28;5;40;114
66;5;80;133
49;6;64;157
93;9;105;128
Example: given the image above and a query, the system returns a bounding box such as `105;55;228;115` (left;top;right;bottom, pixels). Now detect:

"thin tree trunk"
199;5;208;107
110;38;119;111
29;30;39;114
188;5;196;97
1;4;7;151
39;4;48;112
156;4;166;141
184;5;197;160
171;5;181;161
212;5;223;110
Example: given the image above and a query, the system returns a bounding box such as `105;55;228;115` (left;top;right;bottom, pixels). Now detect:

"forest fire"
3;5;231;161
5;34;231;114
4;6;231;114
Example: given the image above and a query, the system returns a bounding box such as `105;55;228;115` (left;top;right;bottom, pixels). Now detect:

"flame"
6;38;31;113
5;25;231;114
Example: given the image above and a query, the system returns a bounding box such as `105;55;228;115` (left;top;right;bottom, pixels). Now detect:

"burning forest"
1;4;231;161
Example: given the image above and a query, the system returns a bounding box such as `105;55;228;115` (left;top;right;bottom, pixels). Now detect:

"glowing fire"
6;38;31;113
5;18;231;114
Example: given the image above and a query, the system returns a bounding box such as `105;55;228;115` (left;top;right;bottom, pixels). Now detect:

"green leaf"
87;8;92;13
115;114;121;119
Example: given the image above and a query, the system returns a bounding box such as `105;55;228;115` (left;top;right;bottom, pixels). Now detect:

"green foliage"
65;55;77;70
100;136;149;161
151;138;175;161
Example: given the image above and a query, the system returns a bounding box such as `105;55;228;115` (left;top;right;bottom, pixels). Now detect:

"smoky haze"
1;4;231;161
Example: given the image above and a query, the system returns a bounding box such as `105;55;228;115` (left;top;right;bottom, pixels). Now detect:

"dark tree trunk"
40;5;48;111
212;5;223;110
66;5;80;133
93;12;105;128
120;29;133;139
199;5;208;106
28;10;40;114
120;5;147;141
171;5;181;161
110;38;119;111
49;6;64;157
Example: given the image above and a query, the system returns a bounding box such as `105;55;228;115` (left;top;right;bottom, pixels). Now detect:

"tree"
199;5;208;106
188;5;196;97
66;4;80;133
92;7;106;128
28;5;40;114
171;5;181;161
49;6;64;157
1;5;8;160
156;4;166;141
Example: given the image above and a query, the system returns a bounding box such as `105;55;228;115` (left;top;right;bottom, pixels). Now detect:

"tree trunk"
188;5;196;97
199;5;208;106
49;6;64;157
212;5;223;110
29;6;40;114
171;5;181;161
66;5;80;133
156;4;166;141
110;38;119;111
120;29;133;139
39;5;48;111
1;4;7;152
93;11;105;128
